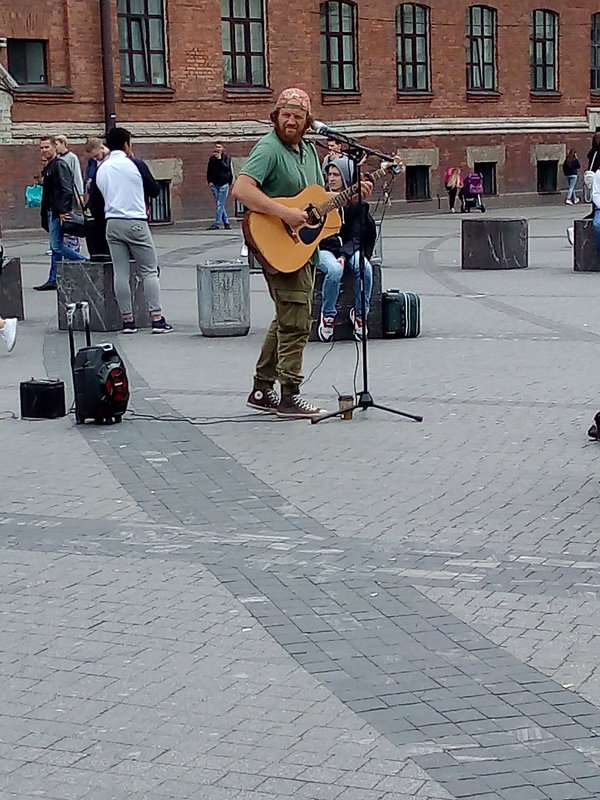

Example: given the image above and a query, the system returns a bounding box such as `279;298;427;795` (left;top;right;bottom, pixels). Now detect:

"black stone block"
573;219;600;271
309;262;382;341
0;258;25;320
57;260;151;331
461;218;528;270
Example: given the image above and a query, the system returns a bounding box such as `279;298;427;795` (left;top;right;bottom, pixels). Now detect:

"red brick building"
1;0;600;228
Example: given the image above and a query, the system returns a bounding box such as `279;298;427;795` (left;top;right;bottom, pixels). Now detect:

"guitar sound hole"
298;222;324;245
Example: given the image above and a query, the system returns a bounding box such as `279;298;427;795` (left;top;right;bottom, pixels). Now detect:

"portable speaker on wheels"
67;302;130;424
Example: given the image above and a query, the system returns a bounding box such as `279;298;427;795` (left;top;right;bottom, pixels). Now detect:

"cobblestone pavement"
2;206;600;799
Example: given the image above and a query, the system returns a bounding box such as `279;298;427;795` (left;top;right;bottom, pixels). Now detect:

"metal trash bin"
196;259;250;337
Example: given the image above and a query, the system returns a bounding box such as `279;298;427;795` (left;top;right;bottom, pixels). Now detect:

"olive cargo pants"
254;263;314;394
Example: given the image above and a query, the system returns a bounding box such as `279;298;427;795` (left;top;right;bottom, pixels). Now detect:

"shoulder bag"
62;182;88;238
583;151;598;202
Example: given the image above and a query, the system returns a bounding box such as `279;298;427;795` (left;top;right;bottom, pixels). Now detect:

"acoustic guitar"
243;157;402;274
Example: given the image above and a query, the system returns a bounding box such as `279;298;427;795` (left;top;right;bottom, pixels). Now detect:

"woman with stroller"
443;167;462;213
459;172;486;213
562;149;580;205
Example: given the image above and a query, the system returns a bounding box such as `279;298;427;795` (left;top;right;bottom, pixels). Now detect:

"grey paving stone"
5;213;600;800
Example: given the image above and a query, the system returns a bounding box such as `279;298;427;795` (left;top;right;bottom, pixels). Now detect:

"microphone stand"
311;131;423;425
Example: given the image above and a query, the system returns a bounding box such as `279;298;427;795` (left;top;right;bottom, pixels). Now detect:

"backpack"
583;151;599;197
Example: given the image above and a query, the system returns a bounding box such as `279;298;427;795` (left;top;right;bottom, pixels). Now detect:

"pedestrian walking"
567;133;600;244
54;134;85;254
590;166;600;253
54;135;84;196
563;149;580;205
83;136;109;197
206;143;233;230
36;136;86;291
0;316;17;352
94;127;173;334
443;167;462;213
584;133;600;215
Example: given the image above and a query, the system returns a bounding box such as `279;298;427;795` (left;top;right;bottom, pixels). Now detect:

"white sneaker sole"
246;401;278;414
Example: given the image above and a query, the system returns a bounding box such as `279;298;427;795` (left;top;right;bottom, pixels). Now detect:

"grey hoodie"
325;156;354;190
321;156;376;261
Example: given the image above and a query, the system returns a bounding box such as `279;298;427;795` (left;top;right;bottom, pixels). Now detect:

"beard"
275;118;306;147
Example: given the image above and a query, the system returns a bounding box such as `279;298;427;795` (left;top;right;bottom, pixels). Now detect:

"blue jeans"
566;174;578;201
592;209;600;249
48;212;85;282
211;184;230;226
317;250;372;319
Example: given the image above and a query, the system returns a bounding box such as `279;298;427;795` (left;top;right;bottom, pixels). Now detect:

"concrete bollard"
462;218;528;270
0;257;25;320
573;219;600;272
57;260;151;331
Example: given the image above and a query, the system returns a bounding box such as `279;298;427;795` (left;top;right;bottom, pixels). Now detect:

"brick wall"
0;0;598;228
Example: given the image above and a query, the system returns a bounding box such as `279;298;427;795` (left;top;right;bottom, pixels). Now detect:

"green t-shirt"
240;130;324;199
240;130;324;267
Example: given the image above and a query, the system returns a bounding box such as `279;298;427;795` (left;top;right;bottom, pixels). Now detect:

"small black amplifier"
20;379;66;420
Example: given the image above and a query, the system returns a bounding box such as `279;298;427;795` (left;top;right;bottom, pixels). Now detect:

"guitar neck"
316;164;388;216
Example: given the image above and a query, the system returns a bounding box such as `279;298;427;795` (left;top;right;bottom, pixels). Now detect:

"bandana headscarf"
274;87;311;115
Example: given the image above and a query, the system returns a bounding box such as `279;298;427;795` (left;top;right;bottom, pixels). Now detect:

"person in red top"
444;167;462;213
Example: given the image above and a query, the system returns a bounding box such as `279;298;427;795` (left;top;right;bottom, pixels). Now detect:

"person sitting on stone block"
317;157;376;343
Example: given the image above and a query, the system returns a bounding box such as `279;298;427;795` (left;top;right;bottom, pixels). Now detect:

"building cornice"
8;114;593;145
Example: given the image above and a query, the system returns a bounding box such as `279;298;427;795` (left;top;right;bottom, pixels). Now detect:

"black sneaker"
34;281;57;291
151;316;173;334
276;394;328;419
246;387;279;413
224;223;231;230
588;412;600;440
207;224;220;230
122;319;137;334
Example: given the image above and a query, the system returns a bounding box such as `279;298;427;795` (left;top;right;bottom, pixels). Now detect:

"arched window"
530;9;558;91
591;14;600;91
396;4;430;93
320;1;358;91
221;0;267;87
466;5;497;91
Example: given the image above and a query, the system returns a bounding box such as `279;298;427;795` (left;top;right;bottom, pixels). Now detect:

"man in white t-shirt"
95;127;172;334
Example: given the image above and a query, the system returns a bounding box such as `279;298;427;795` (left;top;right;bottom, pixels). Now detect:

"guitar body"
243;185;342;274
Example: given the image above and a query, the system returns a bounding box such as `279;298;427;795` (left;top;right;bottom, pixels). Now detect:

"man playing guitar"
233;87;372;419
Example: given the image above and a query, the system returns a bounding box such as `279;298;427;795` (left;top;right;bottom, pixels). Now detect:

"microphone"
311;120;349;139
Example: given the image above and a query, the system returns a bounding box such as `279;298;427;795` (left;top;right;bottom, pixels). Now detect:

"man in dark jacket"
37;136;85;290
206;142;233;230
317;156;375;342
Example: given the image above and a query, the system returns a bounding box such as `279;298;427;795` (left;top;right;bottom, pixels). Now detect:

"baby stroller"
460;172;486;213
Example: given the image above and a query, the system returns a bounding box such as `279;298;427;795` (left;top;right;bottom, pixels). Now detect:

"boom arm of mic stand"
312;130;396;162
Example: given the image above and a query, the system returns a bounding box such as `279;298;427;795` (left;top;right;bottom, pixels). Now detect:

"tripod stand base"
312;390;423;424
